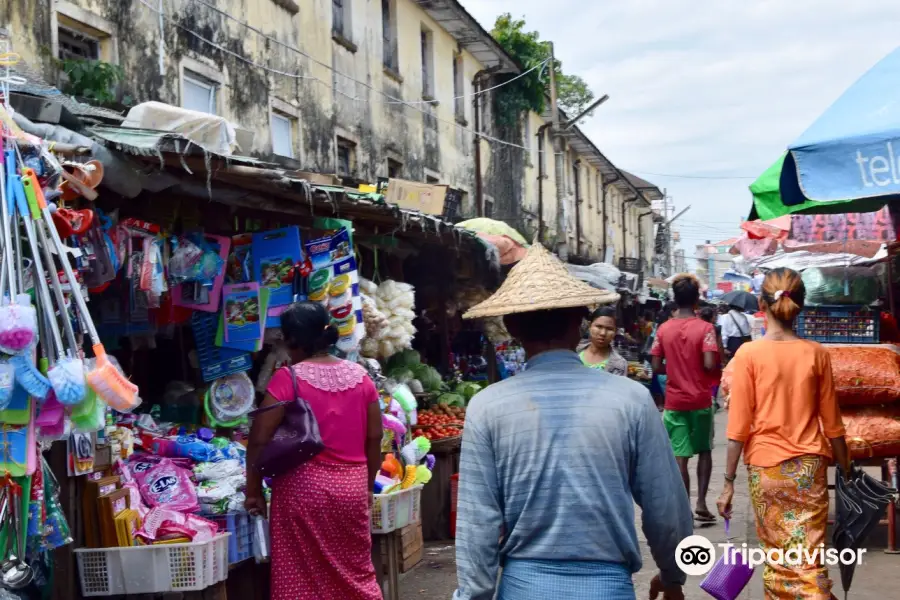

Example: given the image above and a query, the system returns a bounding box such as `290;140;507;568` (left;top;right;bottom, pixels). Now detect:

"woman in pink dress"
245;302;384;599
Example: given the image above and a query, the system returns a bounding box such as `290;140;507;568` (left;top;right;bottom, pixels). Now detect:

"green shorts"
663;406;714;458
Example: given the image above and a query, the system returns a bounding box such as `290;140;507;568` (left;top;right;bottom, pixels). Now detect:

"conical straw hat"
464;243;619;319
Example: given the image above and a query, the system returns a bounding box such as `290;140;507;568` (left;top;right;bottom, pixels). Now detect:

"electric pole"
548;43;568;261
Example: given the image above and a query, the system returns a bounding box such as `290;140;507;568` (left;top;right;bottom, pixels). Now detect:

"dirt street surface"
400;410;900;599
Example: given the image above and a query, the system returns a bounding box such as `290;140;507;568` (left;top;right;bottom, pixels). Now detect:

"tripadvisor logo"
675;535;866;576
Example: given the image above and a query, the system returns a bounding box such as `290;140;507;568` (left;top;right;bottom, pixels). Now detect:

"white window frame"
336;136;357;177
386;157;403;179
182;71;217;114
523;116;533;166
270;112;295;158
57;26;100;61
52;2;118;65
333;0;351;40
382;0;398;71
420;25;435;98
453;53;465;120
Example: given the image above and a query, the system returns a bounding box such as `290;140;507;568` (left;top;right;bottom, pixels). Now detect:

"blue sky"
465;0;900;268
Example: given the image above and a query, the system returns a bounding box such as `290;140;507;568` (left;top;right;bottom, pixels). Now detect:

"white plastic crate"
371;485;423;534
75;534;229;596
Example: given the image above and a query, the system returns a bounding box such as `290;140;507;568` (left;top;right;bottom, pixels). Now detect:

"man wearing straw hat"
454;243;693;600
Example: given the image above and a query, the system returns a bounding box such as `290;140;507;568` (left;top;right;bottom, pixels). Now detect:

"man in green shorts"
650;274;720;523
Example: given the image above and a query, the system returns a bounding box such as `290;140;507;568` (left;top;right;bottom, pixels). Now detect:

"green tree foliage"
490;13;594;126
55;58;129;107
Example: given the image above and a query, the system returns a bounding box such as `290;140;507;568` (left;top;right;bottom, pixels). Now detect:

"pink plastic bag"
130;456;170;489
137;507;218;542
139;461;199;513
123;481;149;519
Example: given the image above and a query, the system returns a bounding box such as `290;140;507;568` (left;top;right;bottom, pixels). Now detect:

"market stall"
722;254;900;552
0;97;504;599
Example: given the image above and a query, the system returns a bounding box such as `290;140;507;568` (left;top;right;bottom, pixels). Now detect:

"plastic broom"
0;150;36;355
24;168;138;411
18;171;85;406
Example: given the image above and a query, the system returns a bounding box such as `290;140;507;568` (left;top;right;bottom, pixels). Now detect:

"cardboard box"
384;178;448;215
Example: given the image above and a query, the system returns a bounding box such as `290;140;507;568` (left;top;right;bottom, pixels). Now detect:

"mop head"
400;436;431;466
0;295;38;354
0;361;14;408
48;357;87;406
10;353;51;400
400;465;417;489
380;454;402;479
414;465;432;485
86;344;139;412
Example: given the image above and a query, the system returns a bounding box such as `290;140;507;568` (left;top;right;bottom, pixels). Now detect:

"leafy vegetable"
385;349;421;373
437;393;465;407
412;364;443;393
455;382;483;402
388;368;416;384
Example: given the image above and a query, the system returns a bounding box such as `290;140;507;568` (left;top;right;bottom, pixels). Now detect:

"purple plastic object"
700;542;754;600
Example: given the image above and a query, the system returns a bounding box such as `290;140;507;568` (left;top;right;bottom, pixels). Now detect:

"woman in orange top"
716;268;851;600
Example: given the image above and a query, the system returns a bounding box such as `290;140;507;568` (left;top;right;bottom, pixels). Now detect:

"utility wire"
629;170;757;180
139;0;735;186
137;0;552;152
187;0;549;105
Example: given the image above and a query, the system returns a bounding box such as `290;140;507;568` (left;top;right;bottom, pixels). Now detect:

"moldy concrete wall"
4;0;491;196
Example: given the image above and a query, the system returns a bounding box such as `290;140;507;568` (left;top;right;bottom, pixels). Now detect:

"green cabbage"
438;393;465;407
385;349;421;373
455;382;483;402
388;368;416;383
412;364;443;393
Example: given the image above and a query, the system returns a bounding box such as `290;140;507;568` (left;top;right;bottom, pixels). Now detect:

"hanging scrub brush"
37;200;88;407
0;153;37;354
0;359;15;409
25;168;138;411
19;170;85;406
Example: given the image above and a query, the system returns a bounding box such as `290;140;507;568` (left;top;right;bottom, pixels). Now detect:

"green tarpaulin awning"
749;153;885;220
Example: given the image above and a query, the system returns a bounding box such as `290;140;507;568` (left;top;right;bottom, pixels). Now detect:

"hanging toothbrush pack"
226;234;253;284
216;287;270;352
252;227;303;308
303;228;364;355
172;234;230;313
221;283;262;343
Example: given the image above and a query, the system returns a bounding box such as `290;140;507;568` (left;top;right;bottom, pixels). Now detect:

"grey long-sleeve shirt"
453;350;692;600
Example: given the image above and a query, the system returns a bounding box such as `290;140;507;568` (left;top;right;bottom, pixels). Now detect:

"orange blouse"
726;339;845;468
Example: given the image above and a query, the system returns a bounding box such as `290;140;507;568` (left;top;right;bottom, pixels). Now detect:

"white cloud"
464;0;900;255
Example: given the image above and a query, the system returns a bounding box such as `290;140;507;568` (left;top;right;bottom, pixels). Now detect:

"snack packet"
139;461;199;513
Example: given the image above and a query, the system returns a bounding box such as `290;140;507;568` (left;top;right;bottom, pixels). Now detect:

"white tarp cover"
748;247;887;271
122;102;237;156
566;263;621;292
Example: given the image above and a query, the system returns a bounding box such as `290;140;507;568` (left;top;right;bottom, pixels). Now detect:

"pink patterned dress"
266;360;381;600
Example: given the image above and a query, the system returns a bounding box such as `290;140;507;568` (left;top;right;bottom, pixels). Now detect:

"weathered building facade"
4;0;515;196
3;0;659;271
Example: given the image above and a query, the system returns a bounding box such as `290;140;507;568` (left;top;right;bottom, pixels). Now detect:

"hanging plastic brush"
18;169;85;405
25;167;139;411
0;359;14;408
0;148;37;354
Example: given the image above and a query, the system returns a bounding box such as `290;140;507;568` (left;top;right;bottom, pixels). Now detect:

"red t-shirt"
651;317;719;411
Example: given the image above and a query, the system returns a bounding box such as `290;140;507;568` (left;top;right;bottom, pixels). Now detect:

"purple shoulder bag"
251;366;325;479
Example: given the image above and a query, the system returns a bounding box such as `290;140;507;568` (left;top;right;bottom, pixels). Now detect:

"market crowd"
243;243;852;600
450;244;852;600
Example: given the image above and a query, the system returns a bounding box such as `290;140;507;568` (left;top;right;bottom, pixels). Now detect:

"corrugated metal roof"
415;0;519;73
621;170;664;200
1;47;125;124
87;124;488;251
